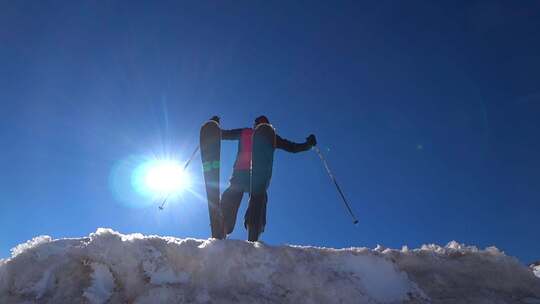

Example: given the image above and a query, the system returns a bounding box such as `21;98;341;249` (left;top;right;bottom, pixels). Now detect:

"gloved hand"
210;115;220;123
306;134;317;147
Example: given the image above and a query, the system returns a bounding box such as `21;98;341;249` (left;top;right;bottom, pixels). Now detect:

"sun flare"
137;160;191;196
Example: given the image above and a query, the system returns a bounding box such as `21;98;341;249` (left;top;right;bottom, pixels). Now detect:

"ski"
247;123;276;241
200;120;225;239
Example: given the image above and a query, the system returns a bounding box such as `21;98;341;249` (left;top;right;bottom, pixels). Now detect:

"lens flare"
144;160;190;194
131;159;192;200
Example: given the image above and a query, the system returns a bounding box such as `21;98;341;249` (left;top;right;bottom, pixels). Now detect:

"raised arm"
276;134;317;153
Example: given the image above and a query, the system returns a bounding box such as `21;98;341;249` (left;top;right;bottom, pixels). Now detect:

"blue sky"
1;1;539;262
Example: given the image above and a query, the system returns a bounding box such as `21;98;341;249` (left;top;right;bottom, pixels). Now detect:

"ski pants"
221;170;267;235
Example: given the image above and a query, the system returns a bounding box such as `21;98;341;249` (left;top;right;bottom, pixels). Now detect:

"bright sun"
143;160;191;195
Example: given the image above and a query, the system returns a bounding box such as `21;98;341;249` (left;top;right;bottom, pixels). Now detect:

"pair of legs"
221;170;267;236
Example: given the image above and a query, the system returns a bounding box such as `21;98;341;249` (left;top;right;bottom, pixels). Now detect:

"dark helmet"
254;115;270;126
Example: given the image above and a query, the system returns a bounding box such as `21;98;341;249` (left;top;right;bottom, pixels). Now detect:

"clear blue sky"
1;1;539;263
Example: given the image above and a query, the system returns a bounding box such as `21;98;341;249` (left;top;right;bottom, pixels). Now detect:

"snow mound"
0;229;538;304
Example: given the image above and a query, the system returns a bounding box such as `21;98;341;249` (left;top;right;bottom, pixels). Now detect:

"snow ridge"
0;228;539;304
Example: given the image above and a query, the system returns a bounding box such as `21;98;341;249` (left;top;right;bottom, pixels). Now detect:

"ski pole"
313;146;359;224
181;145;200;171
158;145;200;210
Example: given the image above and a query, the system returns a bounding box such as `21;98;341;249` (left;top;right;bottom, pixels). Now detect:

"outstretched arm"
276;134;317;153
222;128;244;140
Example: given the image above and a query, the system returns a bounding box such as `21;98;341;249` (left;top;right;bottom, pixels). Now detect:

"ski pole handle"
313;146;359;224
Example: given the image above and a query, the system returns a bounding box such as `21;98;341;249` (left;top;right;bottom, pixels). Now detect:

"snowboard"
200;120;225;239
247;123;276;241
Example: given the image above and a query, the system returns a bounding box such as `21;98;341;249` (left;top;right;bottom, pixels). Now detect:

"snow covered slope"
1;229;539;304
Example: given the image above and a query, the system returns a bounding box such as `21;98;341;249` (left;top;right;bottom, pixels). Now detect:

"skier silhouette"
212;115;316;241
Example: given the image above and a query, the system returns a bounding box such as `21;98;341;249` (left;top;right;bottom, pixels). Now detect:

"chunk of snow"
534;265;540;278
1;228;539;303
10;235;52;258
28;267;54;299
142;259;190;285
83;262;115;304
374;244;386;252
335;253;416;302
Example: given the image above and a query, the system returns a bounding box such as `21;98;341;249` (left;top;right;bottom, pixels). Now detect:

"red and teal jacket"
222;128;312;171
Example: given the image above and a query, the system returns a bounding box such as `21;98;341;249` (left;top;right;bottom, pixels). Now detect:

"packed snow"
0;229;539;304
532;262;540;279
